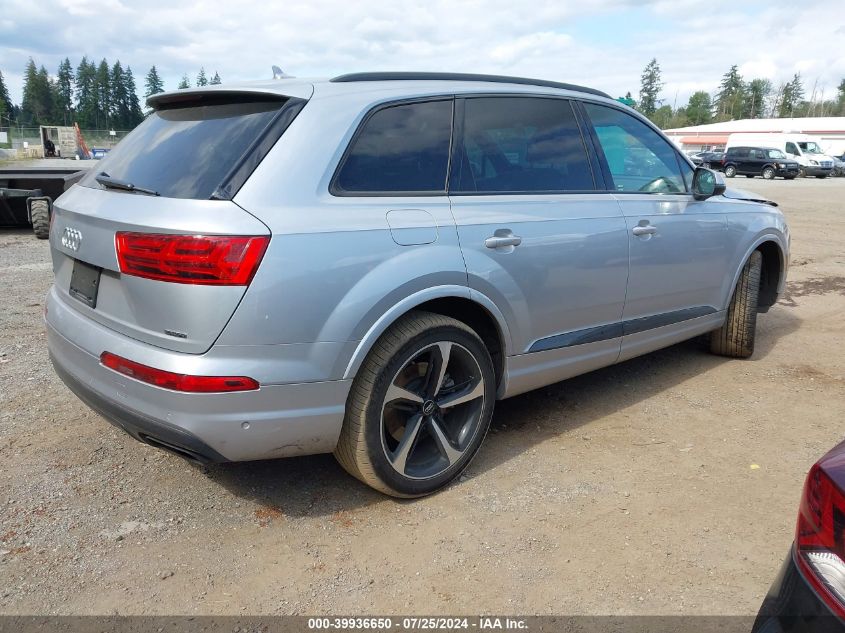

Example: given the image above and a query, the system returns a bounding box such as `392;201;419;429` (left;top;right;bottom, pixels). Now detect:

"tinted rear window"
333;100;453;194
81;100;284;199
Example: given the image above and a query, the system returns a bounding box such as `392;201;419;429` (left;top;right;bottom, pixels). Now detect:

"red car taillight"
795;461;845;617
115;233;269;285
100;352;259;393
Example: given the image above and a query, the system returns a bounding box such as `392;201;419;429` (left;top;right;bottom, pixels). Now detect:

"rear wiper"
95;172;159;197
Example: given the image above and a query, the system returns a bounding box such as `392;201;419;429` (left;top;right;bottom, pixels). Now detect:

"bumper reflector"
100;352;259;393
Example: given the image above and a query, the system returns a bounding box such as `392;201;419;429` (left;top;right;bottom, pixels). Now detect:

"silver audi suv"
46;72;789;497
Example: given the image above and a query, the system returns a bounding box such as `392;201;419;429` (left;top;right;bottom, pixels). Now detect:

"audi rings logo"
61;227;83;252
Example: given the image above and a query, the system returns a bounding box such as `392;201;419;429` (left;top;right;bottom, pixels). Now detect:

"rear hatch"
49;90;307;354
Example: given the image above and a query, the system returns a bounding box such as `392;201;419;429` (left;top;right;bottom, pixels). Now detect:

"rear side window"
452;97;595;193
81;99;286;199
333;100;453;195
583;102;686;194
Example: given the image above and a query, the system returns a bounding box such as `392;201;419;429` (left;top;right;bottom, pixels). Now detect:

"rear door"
448;95;628;361
581;101;733;358
49;93;305;354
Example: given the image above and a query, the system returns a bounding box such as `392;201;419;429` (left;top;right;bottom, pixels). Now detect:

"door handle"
632;225;657;236
485;234;522;249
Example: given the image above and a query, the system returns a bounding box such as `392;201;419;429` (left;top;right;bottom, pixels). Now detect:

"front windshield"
766;149;787;159
798;141;824;154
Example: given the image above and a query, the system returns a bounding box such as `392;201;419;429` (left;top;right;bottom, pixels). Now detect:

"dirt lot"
1;178;843;616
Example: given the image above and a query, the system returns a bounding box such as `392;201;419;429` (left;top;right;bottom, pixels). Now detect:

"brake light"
795;460;845;617
100;352;259;393
115;233;269;285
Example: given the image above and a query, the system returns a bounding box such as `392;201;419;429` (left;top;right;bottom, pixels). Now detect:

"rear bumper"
46;288;352;462
752;548;845;633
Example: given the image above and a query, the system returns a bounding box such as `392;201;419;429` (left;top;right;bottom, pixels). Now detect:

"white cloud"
1;0;844;109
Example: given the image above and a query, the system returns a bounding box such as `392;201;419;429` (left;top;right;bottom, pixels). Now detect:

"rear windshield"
81;100;284;199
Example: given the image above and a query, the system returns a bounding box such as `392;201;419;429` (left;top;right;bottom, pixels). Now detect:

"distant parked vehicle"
833;154;845;177
722;147;800;180
699;151;725;170
727;133;834;178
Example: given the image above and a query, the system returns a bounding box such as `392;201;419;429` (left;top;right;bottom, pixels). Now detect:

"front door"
581;102;733;360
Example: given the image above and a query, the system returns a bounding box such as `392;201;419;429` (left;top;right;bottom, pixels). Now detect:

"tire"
30;199;50;240
815;175;828;179
762;167;775;180
710;250;762;359
799;167;807;178
724;165;737;178
334;311;496;497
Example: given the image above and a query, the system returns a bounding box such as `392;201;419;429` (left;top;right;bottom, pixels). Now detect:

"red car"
753;441;845;631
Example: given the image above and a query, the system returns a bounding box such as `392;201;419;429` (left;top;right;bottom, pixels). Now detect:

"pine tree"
196;67;208;87
124;66;143;126
178;74;190;89
0;69;13;122
777;73;804;117
638;58;663;117
110;60;129;128
685;91;712;125
210;71;221;85
21;59;55;125
144;66;164;97
742;79;772;119
95;59;111;128
715;65;745;119
75;57;98;128
55;58;74;125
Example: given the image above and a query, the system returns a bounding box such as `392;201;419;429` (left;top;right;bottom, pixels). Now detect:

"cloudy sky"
2;0;844;107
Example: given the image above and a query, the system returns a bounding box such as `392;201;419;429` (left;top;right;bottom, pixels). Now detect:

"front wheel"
724;165;737;178
710;251;762;358
762;166;775;180
334;311;496;497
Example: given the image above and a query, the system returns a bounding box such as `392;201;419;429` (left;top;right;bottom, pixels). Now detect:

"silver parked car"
46;72;789;497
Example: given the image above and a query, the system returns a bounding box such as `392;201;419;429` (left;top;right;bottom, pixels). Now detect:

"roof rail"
330;72;610;98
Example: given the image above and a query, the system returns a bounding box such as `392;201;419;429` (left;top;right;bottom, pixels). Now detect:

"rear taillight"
100;352;259;393
796;462;845;617
115;233;269;285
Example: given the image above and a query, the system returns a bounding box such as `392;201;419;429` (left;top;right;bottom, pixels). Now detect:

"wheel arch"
725;236;786;312
342;286;512;391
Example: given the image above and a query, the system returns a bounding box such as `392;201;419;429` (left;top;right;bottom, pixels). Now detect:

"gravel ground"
0;177;844;615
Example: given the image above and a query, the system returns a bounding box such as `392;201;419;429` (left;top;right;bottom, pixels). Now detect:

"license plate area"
69;259;101;308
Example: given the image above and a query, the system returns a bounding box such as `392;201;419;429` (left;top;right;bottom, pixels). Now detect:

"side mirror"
692;167;726;201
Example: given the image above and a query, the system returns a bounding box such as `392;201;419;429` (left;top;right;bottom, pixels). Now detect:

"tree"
123;66;143;126
21;59;55;125
714;65;745;120
196;67;208;87
743;78;772;119
685;91;712;125
837;79;845;115
638;58;662;117
210;71;221;85
110;61;129;128
75;57;98;128
178;74;190;89
650;104;674;129
0;69;13;123
777;73;804;117
55;58;74;125
94;59;111;128
144;65;164;98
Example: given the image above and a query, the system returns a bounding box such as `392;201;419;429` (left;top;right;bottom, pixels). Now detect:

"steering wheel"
638;176;682;193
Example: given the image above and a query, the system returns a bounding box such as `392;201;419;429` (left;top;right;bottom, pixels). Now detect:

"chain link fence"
0;126;131;158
